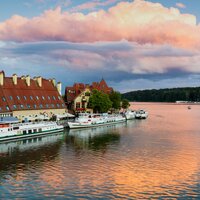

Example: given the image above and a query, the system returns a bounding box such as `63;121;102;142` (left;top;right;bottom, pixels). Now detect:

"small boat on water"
0;117;64;142
68;113;126;129
135;109;148;119
124;110;136;120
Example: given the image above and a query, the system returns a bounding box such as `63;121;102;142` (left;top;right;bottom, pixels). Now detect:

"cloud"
176;2;186;9
0;0;199;49
1;40;200;75
70;0;120;12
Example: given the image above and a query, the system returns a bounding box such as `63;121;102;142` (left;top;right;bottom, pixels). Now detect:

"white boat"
124;110;136;120
0;117;64;142
135;109;148;119
68;113;126;129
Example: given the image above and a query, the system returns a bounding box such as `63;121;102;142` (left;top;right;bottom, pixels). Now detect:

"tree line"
122;87;200;102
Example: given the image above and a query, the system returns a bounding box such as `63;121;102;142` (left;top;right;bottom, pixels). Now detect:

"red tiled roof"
0;76;66;113
65;79;113;103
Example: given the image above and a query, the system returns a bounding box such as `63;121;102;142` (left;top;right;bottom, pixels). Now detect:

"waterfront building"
0;71;67;122
65;79;113;113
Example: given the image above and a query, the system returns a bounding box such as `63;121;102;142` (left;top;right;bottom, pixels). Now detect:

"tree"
109;91;121;110
121;99;130;109
88;90;112;113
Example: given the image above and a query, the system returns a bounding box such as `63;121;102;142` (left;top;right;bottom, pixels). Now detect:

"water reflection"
0;132;65;172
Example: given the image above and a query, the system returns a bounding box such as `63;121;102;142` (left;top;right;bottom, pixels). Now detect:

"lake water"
1;103;200;199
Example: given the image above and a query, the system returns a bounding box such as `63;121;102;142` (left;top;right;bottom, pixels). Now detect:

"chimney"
12;74;17;85
37;76;42;87
52;78;56;87
57;82;62;95
25;75;31;86
21;75;25;80
0;71;5;86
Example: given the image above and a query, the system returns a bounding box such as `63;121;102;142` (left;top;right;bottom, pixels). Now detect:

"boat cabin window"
13;127;19;130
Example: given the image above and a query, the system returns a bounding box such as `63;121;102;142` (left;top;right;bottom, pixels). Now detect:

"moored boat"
68;113;126;129
124;110;136;120
135;109;148;119
0;117;64;142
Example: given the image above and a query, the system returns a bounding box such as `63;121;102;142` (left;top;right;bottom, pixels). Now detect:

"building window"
6;106;10;111
27;104;31;109
17;96;20;100
48;96;50;100
57;104;60;108
76;102;80;109
42;96;45;100
51;104;55;108
2;97;6;102
36;96;39;100
20;105;24;109
62;104;65;107
46;104;49;108
33;104;37;109
58;96;61;100
30;96;33;100
40;104;43;108
9;96;13;100
53;96;56;100
0;107;1;111
13;105;17;109
24;96;27;100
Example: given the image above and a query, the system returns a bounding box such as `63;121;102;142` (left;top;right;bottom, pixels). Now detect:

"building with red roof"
0;71;67;122
65;79;113;112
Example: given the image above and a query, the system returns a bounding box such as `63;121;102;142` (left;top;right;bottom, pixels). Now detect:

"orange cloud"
0;0;199;49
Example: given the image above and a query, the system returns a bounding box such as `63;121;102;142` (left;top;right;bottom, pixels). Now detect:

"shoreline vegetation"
122;87;200;103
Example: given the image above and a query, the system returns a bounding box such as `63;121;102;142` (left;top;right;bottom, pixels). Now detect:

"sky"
0;0;200;93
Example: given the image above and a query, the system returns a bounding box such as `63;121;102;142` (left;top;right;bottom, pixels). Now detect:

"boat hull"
0;127;64;142
68;118;126;129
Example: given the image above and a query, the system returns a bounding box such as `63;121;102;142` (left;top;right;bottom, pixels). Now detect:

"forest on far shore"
122;87;200;102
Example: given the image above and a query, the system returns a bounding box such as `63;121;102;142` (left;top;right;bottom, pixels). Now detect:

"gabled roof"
0;74;66;113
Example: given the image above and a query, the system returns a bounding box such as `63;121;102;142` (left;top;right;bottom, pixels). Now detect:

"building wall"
74;88;93;113
13;108;66;122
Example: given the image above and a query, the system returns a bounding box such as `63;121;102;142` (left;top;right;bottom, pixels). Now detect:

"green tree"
88;90;112;113
121;99;130;109
109;91;121;110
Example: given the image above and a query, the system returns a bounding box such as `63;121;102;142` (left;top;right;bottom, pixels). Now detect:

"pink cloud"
70;0;119;12
176;2;186;9
0;0;200;49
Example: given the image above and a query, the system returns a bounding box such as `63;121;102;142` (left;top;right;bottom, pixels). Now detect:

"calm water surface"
1;103;200;199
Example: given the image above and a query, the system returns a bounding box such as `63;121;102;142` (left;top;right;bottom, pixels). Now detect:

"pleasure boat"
0;117;64;142
124;110;136;120
68;113;126;129
135;109;148;119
